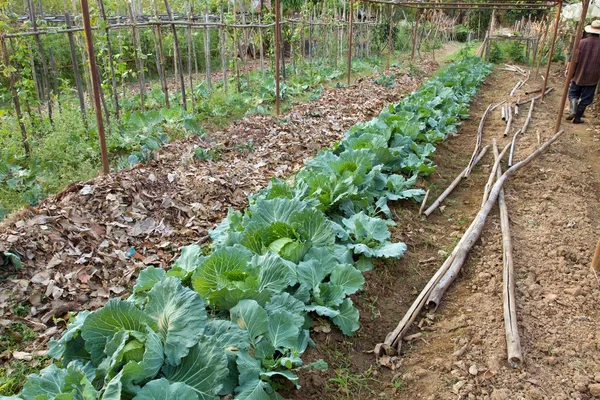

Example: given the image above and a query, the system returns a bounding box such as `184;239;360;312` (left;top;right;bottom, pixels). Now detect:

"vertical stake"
541;0;562;101
80;0;109;174
1;37;29;155
275;0;281;115
347;0;353;85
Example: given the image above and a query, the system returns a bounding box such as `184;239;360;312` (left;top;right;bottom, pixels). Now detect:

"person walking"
566;20;600;124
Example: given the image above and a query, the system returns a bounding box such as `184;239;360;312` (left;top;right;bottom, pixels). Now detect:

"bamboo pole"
220;0;227;92
419;189;430;216
465;104;492;177
386;5;394;68
1;37;30;155
129;1;146;112
164;0;187;109
481;141;510;206
423;145;490;217
517;87;553;105
522;98;535;133
98;0;120;119
534;17;551;79
494;141;524;368
508;129;522;167
347;0;354;85
275;0;281;115
80;0;109;174
186;2;195;109
64;10;88;125
503;102;513;137
379;129;565;354
411;9;421;61
554;0;590;133
541;0;561;101
204;5;212;91
590;238;600;272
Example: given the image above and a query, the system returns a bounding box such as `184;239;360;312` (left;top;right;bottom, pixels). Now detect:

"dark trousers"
568;82;597;106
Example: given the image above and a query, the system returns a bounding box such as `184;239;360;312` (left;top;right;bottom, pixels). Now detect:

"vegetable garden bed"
1;55;491;400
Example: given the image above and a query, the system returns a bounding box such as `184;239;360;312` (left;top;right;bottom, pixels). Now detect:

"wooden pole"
164;0;187;109
98;0;120;119
64;10;88;126
204;4;212;91
494;141;524;368
275;0;281;115
541;0;562;101
1;37;30;155
80;0;109;174
411;10;421;61
186;1;195;109
554;0;590;132
386;5;394;68
534;18;551;79
347;0;354;85
152;0;170;108
220;0;227;92
128;1;146;112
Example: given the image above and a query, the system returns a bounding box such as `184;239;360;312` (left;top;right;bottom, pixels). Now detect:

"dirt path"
293;65;600;399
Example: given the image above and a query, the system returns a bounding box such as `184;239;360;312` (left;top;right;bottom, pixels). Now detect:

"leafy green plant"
374;73;396;88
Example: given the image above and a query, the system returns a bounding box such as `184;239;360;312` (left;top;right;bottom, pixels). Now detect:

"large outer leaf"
81;299;154;365
289;208;334;248
48;311;90;360
144;277;207;366
255;253;296;292
101;370;123;400
133;267;166;296
249;198;306;225
267;311;300;350
230;300;268;345
132;378;199;400
162;338;229;400
330;264;364;295
208;287;271;311
191;245;253;296
332;298;360;335
234;380;270;400
22;364;68;399
172;245;203;273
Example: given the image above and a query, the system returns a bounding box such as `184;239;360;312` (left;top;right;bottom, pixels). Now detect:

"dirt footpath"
385;67;600;399
293;65;600;400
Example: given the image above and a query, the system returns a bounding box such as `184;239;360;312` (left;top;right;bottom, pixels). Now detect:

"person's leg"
568;82;583;120
573;84;597;124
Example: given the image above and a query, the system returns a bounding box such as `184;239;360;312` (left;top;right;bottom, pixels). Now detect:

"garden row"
8;56;491;400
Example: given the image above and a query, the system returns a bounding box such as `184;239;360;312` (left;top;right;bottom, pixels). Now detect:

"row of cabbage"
10;56;491;400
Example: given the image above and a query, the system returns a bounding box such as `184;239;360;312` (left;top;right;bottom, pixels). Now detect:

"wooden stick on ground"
377;129;565;354
522;98;535;134
508;129;523;167
465;104;492;177
590;237;600;272
494;141;524;368
501;104;507;121
525;88;542;95
419;189;430;216
491;100;506;111
514;104;519;116
510;80;523;97
517;87;553;106
481;140;510;206
424;145;490;217
503;103;513;137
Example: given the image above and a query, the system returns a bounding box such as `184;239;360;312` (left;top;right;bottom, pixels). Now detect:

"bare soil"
292;66;600;399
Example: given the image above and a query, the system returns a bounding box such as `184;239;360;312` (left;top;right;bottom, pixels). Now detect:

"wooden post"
80;0;109;174
164;0;187;109
64;10;88;125
152;0;170;108
1;37;30;155
204;4;212;91
541;0;562;101
554;0;590;132
128;1;146;112
98;0;120;119
220;0;227;92
275;0;281;115
386;5;394;68
347;0;353;85
411;10;421;61
534;17;550;79
185;1;195;109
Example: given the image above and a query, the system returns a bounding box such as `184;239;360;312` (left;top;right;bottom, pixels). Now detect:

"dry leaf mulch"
0;60;438;358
